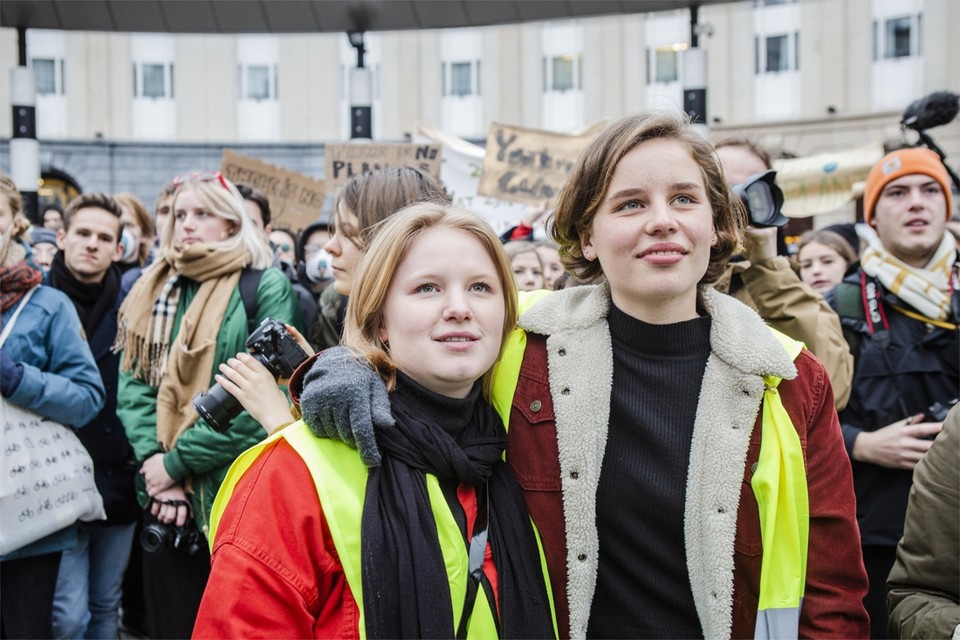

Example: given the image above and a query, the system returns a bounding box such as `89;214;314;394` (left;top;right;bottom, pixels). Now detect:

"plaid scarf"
858;225;958;321
115;241;249;449
0;236;43;314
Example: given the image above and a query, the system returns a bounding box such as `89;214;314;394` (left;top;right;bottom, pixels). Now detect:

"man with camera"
714;139;854;410
826;147;958;639
44;193;141;640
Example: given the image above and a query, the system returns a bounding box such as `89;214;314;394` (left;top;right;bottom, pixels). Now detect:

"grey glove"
299;346;390;466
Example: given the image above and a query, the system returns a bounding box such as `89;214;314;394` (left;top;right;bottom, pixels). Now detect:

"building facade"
1;0;957;225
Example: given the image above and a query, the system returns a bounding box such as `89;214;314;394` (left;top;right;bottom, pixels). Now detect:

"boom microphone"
901;91;960;131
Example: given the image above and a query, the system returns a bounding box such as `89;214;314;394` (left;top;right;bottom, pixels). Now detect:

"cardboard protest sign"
220;150;326;232
478;122;604;206
324;143;442;190
774;143;885;217
415;123;527;231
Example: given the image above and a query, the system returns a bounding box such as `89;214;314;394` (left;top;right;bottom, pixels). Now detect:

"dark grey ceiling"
1;1;729;34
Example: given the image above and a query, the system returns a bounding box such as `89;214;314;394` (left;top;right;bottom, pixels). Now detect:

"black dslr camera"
731;170;788;228
193;318;309;432
141;512;203;555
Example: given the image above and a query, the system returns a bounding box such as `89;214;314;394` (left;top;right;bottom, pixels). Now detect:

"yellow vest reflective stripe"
210;421;556;639
490;324;809;640
753;330;808;640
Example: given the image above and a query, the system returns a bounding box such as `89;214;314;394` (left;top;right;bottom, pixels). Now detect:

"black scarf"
361;373;555;639
47;251;121;337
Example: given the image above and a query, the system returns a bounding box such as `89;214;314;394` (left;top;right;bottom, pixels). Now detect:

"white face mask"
119;228;139;264
305;248;334;284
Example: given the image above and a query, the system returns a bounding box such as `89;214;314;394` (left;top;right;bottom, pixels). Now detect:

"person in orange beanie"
827;146;958;638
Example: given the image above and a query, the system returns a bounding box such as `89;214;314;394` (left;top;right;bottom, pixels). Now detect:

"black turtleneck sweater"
587;304;712;639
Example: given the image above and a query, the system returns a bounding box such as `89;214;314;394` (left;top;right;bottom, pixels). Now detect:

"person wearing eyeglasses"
114;171;304;639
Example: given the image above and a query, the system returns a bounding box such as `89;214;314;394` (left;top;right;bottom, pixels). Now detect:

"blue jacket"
1;284;105;560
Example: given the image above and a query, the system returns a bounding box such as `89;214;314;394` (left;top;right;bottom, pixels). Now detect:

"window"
450;62;471;97
247;65;270;100
33;58;56;94
755;33;797;74
654;49;679;83
552;56;574;91
873;14;922;61
543;54;582;92
884;16;911;58
765;35;788;72
142;63;166;98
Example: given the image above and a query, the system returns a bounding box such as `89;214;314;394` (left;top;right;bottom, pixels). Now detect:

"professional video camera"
731;169;788;228
193;318;310;432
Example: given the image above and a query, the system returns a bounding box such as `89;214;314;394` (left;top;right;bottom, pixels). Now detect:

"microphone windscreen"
901;91;960;131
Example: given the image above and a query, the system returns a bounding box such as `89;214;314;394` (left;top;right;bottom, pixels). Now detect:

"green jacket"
117;267;304;537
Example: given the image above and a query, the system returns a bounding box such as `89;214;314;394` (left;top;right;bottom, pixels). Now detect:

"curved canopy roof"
1;0;727;34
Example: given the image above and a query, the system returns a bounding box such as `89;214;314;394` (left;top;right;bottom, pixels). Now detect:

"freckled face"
581;138;717;322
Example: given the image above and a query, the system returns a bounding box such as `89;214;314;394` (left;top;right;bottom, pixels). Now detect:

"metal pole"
11;26;40;224
683;6;708;134
348;32;372;139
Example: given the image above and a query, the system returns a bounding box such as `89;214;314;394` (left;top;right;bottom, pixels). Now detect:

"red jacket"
506;333;869;639
193;439;497;638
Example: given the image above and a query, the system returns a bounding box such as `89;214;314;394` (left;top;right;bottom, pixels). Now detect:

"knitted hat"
30;227;57;247
863;147;953;225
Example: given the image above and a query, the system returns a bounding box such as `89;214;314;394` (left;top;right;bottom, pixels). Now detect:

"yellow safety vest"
210;421;556;639
490;307;809;640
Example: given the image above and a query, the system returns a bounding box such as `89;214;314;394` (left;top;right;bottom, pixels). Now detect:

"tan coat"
715;257;853;409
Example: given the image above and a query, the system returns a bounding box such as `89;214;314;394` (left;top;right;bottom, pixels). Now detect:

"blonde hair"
342;203;518;395
550;111;746;286
0;173;30;241
169;176;274;269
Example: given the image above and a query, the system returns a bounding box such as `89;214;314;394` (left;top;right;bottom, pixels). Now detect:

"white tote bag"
0;285;106;556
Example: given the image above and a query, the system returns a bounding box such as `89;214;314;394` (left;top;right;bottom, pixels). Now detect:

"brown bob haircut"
334;167;450;249
550;111;746;286
342;202;518;395
114;193;155;265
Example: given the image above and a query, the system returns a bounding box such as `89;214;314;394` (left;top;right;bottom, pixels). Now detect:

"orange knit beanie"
863;147;953;225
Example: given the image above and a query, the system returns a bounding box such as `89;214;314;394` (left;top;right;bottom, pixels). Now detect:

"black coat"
828;268;959;546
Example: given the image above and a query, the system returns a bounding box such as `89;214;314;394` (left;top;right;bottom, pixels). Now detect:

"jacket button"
561;387;570;395
751;462;758;473
578;553;587;561
558;348;566;356
530;400;542;413
570;470;579;479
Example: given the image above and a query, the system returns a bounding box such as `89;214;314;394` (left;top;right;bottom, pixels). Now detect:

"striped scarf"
858;225;957;321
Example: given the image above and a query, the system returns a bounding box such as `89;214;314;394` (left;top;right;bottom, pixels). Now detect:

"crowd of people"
0;108;957;640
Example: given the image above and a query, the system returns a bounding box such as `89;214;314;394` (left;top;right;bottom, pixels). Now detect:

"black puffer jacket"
827;268;959;546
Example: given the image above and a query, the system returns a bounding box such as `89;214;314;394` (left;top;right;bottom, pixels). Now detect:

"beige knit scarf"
858;225;958;322
115;242;249;449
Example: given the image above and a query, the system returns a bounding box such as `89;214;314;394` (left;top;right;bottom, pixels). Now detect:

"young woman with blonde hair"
195;204;556;638
115;171;302;639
